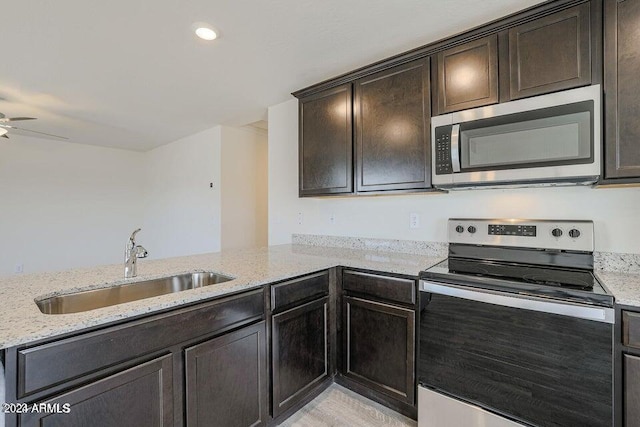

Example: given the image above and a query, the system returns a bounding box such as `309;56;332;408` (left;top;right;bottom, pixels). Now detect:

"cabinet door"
625;354;640;427
354;58;431;192
342;296;415;405
299;84;353;196
508;2;591;100
604;0;640;180
185;321;267;427
436;34;498;114
272;297;328;417
20;355;173;427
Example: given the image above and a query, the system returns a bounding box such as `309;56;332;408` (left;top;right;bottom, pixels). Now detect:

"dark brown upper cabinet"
298;84;353;196
507;2;591;100
354;58;431;192
436;34;498;114
603;0;640;181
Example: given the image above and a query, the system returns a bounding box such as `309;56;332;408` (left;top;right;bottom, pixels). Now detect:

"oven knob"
467;226;477;234
569;229;581;238
456;225;464;233
551;228;563;238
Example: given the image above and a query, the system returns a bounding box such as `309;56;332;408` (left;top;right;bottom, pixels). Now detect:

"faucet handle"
129;228;142;242
135;245;148;259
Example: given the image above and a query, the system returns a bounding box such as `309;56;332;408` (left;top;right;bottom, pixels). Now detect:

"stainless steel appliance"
431;85;601;189
418;219;614;427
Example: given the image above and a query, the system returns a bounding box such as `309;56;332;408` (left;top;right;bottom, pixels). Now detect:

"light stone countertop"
597;270;640;308
0;244;443;349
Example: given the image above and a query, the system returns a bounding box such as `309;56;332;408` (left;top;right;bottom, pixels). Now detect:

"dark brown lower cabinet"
19;354;173;427
342;296;415;406
625;354;640;426
272;297;329;417
185;321;267;427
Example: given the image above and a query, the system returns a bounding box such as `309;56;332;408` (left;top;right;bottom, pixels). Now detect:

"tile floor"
279;384;416;427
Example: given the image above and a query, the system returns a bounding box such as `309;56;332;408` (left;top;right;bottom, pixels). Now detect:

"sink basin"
36;272;234;315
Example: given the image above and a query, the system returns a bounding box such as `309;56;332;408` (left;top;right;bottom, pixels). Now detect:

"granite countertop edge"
596;270;640;309
3;242;640;350
0;244;444;349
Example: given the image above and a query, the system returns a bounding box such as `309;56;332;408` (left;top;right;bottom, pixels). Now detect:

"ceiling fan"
0;112;68;140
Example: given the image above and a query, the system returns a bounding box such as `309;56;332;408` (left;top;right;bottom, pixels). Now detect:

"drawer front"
343;270;416;305
17;289;264;398
623;311;640;349
271;271;329;312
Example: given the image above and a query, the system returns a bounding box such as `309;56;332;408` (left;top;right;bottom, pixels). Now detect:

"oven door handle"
450;124;461;173
420;280;614;324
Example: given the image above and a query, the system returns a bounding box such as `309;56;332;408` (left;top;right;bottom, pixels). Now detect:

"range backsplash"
292;234;640;274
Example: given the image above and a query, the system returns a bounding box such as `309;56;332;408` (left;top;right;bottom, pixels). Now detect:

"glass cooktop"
420;258;613;307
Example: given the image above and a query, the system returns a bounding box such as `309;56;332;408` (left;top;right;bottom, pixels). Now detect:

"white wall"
142;127;222;260
268;99;640;254
0;137;145;276
220;126;268;249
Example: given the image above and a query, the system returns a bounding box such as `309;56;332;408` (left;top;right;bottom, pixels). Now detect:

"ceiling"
0;0;544;151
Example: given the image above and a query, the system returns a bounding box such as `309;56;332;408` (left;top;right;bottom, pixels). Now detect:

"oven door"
418;280;613;427
431;84;601;188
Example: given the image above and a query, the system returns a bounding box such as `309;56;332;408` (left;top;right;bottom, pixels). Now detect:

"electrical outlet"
14;264;24;274
410;213;420;229
297;212;304;225
329;213;336;225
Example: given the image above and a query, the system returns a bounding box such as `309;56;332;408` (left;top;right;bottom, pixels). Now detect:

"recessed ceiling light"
193;23;218;41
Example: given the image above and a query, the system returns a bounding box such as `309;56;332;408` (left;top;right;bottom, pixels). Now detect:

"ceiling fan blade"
0;124;68;140
0;117;37;122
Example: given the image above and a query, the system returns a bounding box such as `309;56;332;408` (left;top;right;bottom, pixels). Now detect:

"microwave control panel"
434;125;453;175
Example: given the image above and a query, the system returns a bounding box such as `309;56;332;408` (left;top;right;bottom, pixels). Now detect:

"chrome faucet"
124;228;148;278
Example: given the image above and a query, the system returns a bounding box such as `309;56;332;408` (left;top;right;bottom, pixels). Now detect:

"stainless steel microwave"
431;85;601;189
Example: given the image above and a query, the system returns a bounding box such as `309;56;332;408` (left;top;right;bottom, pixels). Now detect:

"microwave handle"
451;124;461;172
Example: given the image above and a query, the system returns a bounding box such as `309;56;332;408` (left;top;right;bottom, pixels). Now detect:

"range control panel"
488;224;537;237
448;219;594;252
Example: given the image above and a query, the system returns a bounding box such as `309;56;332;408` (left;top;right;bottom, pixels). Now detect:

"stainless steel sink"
36;272;234;315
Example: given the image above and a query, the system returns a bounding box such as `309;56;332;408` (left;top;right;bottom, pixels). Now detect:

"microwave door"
450;92;600;187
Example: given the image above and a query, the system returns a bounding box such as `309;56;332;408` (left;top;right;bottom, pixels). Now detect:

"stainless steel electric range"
418;219;614;427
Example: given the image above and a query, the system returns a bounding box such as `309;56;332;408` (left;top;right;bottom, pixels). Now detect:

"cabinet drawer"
342;270;415;305
17;289;264;398
623;311;640;349
271;271;329;312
